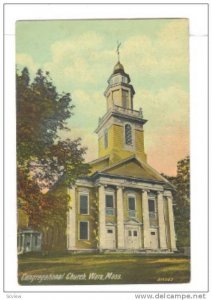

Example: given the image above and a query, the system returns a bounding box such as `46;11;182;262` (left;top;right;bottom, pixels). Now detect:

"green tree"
162;156;190;249
17;67;90;250
174;156;190;249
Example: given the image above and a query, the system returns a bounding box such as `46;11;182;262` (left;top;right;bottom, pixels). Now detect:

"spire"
116;41;121;62
113;41;126;75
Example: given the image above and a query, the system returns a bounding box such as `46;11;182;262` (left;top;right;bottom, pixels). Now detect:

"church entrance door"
105;226;116;249
125;226;141;250
150;229;159;249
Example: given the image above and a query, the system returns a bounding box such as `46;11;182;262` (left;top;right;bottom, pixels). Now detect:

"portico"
67;160;177;253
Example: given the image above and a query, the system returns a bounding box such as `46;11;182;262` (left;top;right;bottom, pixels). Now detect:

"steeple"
95;54;147;165
104;59;135;111
116;41;121;62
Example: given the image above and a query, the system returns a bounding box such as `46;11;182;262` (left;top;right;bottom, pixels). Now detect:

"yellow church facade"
67;60;177;253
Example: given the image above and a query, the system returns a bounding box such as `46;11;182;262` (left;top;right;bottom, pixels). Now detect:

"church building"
66;58;177;253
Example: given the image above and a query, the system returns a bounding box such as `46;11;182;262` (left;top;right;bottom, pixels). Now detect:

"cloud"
72;89;106;117
122;20;189;76
43;31;114;89
16;53;38;74
66;89;106;132
157;19;188;53
42;20;188;91
17;20;189;93
136;85;189;175
16;20;189;175
127;84;190;175
50;31;104;63
135;85;189;132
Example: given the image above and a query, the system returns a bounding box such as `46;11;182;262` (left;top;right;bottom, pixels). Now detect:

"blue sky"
16;19;189;175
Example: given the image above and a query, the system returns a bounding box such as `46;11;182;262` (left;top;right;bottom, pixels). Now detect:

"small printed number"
157;277;174;282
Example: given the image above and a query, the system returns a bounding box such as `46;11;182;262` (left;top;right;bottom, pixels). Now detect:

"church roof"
90;155;174;189
89;155;110;166
89;155;110;174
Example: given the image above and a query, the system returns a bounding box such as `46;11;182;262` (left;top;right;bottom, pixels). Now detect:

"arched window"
104;128;108;148
125;124;132;145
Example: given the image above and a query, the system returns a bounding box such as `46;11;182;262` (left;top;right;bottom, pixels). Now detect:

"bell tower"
95;54;147;165
105;61;135;111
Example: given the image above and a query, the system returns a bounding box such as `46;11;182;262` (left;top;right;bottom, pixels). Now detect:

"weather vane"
116;41;121;62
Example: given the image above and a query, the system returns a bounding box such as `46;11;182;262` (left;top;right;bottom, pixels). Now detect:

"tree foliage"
17;68;74;164
162;155;190;248
17;67;90;250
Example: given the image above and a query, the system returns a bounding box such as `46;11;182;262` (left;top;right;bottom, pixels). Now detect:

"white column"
30;233;33;251
67;186;76;250
17;234;21;252
22;234;25;252
167;196;177;251
117;186;125;249
98;185;106;250
157;192;167;250
142;190;150;249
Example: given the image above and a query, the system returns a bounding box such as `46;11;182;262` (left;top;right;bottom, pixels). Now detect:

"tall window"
148;192;156;213
79;221;89;240
148;199;155;212
104;128;108;148
79;194;89;214
106;194;114;215
125;124;132;145
128;196;136;218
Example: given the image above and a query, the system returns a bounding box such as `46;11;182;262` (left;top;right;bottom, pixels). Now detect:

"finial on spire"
116;41;121;62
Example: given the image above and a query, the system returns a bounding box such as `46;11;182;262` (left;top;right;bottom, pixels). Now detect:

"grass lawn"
18;253;190;285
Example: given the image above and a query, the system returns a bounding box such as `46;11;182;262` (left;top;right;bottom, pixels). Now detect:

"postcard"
15;18;191;286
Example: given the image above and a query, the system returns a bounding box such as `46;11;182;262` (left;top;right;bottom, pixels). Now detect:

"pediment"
124;218;142;225
106;222;115;226
101;156;167;182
